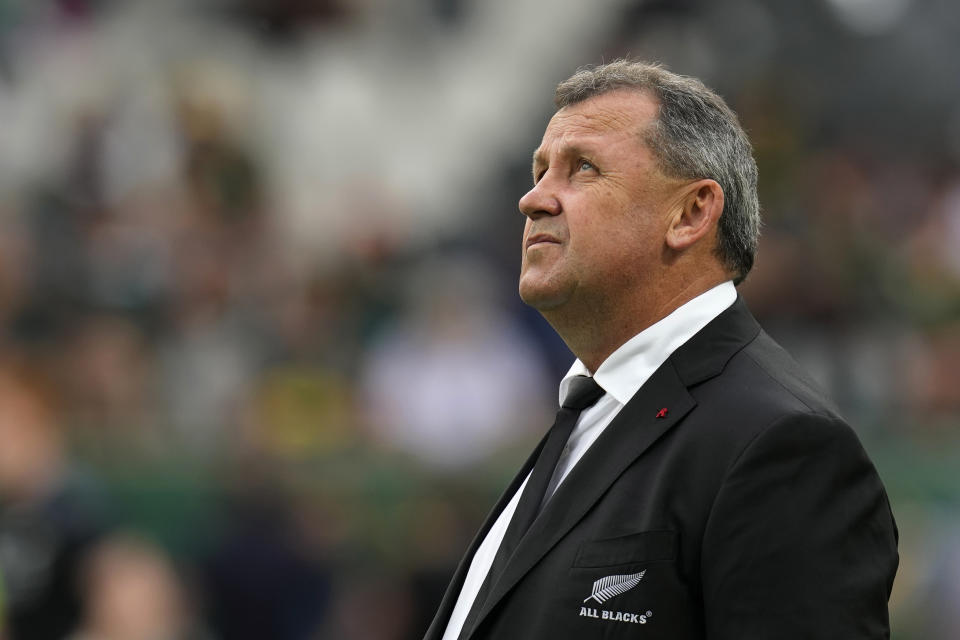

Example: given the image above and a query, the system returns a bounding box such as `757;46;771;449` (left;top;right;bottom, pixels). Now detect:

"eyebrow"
531;143;591;179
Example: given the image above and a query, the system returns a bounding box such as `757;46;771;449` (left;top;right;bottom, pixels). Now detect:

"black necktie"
458;375;605;639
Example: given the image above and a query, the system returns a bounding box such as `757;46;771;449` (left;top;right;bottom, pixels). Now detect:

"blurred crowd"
0;1;958;639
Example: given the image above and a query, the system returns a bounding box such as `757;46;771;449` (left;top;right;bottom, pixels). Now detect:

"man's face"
519;90;682;314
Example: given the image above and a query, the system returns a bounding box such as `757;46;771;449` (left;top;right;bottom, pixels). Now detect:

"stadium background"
0;0;957;638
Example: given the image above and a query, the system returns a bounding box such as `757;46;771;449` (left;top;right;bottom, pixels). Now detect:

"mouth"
525;233;561;250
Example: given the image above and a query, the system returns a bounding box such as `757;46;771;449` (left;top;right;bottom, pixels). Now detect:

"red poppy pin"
655;407;668;419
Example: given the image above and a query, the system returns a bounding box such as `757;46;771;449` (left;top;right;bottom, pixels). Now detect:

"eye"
577;159;596;172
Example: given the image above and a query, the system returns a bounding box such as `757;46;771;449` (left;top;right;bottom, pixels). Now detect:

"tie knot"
562;376;605;410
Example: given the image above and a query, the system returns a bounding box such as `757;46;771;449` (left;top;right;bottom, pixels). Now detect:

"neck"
543;273;729;373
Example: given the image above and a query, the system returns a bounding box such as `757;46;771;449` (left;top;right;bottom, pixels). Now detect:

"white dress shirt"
441;281;737;640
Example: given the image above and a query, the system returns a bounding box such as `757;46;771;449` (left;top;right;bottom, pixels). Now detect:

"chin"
518;281;569;311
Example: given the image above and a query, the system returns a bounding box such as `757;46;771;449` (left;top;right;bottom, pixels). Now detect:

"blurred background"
0;0;957;638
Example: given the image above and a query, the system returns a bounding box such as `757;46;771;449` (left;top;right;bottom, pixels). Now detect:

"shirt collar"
559;281;737;406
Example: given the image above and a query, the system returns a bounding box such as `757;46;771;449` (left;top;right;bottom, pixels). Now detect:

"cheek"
567;206;609;249
575;206;655;267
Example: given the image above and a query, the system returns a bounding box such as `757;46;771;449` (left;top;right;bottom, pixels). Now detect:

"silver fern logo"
583;570;646;604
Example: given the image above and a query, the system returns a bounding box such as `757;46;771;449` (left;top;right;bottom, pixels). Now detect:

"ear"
665;179;724;252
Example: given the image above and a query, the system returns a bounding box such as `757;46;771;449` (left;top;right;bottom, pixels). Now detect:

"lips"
525;233;561;250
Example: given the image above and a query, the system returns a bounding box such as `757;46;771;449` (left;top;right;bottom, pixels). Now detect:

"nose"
519;176;561;220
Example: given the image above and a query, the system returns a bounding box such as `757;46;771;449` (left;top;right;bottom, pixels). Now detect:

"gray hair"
554;60;760;283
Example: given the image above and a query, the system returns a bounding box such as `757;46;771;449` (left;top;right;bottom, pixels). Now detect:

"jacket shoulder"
701;328;842;422
676;328;856;471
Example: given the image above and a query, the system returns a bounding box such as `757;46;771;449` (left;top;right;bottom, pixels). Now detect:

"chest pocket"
573;530;677;568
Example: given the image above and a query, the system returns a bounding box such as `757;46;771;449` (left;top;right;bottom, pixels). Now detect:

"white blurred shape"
360;255;552;469
824;0;913;35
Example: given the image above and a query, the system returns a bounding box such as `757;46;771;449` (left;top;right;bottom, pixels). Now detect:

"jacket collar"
561;280;737;406
670;296;760;386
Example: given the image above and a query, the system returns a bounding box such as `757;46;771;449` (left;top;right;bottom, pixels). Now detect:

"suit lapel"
466;359;695;637
422;431;550;640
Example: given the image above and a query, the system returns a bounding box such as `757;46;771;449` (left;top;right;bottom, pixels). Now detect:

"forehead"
533;89;659;163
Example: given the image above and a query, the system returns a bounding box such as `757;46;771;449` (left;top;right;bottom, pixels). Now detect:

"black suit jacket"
425;298;898;639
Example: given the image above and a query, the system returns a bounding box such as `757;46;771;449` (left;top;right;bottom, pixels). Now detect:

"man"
424;60;898;639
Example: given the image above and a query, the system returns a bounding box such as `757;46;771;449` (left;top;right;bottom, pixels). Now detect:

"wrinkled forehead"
532;90;659;165
550;88;658;133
